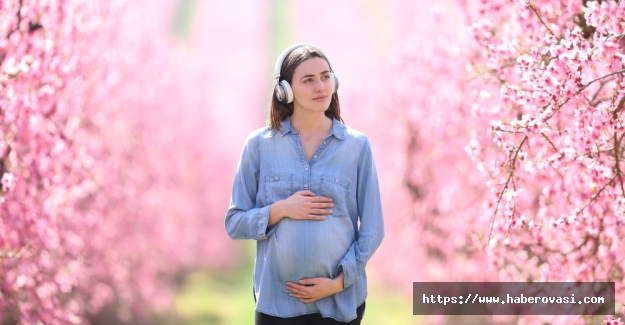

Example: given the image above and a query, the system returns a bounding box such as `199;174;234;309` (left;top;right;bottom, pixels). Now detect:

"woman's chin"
310;102;331;111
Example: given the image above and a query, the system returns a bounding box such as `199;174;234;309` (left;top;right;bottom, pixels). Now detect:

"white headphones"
274;43;339;104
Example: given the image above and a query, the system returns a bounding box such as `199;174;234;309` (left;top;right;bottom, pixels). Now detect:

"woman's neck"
290;110;332;138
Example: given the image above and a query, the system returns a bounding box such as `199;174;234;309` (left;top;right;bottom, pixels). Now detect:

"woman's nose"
314;79;325;92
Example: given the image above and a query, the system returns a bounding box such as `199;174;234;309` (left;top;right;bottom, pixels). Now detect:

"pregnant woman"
225;44;385;325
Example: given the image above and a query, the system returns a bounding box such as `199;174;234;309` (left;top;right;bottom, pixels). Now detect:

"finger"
288;289;311;297
286;285;304;294
300;298;317;303
310;209;332;215
289;282;311;290
310;196;333;202
287;283;309;293
299;278;319;285
297;190;316;196
312;202;334;208
306;214;326;221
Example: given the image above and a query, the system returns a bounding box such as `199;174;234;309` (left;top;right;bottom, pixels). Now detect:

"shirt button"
323;141;326;144
335;179;339;182
274;176;279;180
304;184;308;188
314;155;317;159
305;167;308;171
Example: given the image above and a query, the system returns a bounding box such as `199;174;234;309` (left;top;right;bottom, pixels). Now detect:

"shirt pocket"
320;175;350;217
264;173;294;204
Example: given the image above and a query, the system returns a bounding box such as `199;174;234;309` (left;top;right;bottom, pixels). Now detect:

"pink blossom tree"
466;0;625;322
369;0;625;323
0;0;228;323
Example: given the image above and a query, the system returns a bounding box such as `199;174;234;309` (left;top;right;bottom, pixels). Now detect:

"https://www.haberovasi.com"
421;293;606;305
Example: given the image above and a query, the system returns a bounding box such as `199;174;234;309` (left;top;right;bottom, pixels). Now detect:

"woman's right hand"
268;191;333;226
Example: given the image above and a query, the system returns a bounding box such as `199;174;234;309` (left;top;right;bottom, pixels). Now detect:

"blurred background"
3;0;622;324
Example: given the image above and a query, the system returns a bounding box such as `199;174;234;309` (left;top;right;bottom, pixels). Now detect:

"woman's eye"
322;75;330;80
305;79;312;83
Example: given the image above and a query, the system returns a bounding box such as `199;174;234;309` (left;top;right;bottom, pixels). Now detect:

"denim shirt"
225;116;385;322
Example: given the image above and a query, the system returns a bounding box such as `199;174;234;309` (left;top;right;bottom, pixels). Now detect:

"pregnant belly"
269;216;355;282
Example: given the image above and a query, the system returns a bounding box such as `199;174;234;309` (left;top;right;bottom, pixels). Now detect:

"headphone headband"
273;43;328;82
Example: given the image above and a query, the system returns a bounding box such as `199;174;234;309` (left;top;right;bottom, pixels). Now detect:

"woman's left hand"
286;272;345;303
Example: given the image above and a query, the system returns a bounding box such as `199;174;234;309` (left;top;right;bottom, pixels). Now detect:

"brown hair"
268;45;344;130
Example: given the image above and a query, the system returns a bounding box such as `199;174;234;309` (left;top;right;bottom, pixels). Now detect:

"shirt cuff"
337;250;358;289
255;205;275;240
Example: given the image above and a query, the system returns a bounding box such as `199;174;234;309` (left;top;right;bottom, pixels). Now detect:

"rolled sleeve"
225;132;278;240
338;138;385;288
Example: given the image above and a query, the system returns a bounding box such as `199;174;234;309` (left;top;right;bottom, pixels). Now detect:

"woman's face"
290;57;333;114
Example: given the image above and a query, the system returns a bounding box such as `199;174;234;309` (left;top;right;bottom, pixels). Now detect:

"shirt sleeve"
336;137;385;288
225;132;278;240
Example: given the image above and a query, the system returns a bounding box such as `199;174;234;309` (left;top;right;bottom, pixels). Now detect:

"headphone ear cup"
278;80;294;103
275;81;290;103
331;73;339;93
275;83;286;103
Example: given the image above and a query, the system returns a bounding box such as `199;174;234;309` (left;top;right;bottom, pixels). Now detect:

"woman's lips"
313;96;327;101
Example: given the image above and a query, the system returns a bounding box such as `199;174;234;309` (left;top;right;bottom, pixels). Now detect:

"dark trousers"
254;301;366;325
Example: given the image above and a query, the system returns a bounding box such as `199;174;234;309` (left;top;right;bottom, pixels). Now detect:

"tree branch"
528;2;557;38
577;69;625;95
612;95;625;120
576;174;617;216
488;135;528;242
614;132;625;195
6;0;24;39
541;132;559;153
588;78;614;106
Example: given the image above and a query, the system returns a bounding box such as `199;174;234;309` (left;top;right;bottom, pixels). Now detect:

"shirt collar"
278;115;346;140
